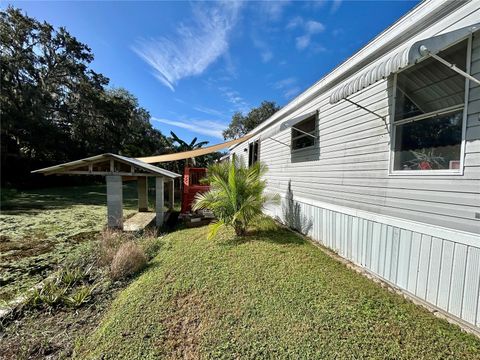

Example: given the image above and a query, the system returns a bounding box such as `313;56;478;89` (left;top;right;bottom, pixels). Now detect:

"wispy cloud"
287;17;325;51
252;34;273;63
132;2;242;91
273;77;301;99
260;1;291;21
219;86;250;113
194;106;225;118
151;117;226;139
331;0;343;14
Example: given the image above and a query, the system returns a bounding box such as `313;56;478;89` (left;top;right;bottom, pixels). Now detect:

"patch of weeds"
64;285;97;308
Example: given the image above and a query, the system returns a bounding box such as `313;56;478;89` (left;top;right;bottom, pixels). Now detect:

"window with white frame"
392;39;468;172
291;115;316;151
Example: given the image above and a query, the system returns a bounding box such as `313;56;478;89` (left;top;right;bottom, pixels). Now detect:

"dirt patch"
0;285;123;360
161;291;206;360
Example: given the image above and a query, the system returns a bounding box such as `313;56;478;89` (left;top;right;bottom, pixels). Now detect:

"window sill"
388;169;464;176
291;145;316;153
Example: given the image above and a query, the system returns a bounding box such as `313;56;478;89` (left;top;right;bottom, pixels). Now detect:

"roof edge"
230;0;465;151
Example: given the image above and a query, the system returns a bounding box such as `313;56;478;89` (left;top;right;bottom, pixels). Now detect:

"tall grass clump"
110;241;147;280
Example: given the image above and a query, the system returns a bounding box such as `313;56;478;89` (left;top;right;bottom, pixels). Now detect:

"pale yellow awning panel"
137;134;253;163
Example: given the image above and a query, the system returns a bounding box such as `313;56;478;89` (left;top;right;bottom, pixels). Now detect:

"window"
248;140;259;166
291;115;316;151
392;39;468;172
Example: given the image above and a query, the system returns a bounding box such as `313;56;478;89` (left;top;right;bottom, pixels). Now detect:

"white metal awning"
260;110;317;141
329;22;480;104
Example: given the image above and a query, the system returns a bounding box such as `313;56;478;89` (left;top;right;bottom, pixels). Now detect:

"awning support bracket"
345;98;389;133
290;126;317;139
420;46;480;86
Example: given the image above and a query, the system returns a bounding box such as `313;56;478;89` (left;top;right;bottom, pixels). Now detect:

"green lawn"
75;218;480;359
0;184;140;303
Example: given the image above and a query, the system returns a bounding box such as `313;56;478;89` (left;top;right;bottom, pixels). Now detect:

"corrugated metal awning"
137;134;253;163
329;22;480;104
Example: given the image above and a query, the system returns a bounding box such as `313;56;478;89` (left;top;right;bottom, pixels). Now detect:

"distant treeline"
0;7;189;188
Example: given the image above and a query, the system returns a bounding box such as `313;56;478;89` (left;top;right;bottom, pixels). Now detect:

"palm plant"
169;131;209;167
193;155;279;239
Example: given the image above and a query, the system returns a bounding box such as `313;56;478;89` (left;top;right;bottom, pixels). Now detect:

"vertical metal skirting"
270;199;480;329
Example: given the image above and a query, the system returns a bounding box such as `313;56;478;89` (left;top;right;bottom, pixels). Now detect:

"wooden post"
106;175;123;229
169;179;175;211
137;177;148;212
156;177;164;227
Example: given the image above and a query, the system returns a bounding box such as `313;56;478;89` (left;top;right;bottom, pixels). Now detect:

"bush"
110;241;147;280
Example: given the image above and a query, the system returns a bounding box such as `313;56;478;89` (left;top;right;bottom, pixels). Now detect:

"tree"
193;155;279;239
222;101;280;140
0;7;168;186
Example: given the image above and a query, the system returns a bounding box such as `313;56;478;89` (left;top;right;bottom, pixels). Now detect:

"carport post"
169;179;175;211
156;177;164;227
106;175;123;229
137;177;148;212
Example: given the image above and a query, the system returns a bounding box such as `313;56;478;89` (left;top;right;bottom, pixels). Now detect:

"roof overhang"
329;22;480;104
32;153;181;178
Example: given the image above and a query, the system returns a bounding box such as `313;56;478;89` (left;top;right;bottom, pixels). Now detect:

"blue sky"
5;1;418;145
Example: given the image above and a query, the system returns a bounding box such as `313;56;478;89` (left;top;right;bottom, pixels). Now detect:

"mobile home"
230;1;480;331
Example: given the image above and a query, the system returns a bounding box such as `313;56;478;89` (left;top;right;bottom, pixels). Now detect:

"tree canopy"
222;101;280;140
0;7;169;186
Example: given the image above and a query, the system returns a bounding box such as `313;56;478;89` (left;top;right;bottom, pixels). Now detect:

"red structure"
181;167;210;213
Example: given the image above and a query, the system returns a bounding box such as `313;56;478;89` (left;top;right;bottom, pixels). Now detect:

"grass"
75;218;480;359
0;184;142;303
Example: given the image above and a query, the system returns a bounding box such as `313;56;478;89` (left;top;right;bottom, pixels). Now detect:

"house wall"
230;4;480;329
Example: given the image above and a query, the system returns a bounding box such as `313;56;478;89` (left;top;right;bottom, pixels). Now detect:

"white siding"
233;29;480;235
230;4;480;329
262;196;480;328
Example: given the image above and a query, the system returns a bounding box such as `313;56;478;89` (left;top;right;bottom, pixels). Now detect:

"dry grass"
110;241;147;280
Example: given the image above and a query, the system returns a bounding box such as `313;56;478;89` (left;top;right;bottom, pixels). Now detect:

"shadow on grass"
1;184;139;215
218;217;307;247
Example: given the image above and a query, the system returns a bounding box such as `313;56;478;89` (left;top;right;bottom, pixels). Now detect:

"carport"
32;153;181;230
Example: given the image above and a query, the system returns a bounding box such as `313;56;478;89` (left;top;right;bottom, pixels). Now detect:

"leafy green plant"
64;285;96;308
408;149;445;170
29;280;68;308
58;266;88;287
193;155;279;239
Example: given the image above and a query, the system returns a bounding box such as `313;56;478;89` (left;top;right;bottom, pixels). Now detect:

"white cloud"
252;34;274;63
194;106;225;118
288;17;325;51
260;1;290;21
284;86;301;98
331;0;342;13
273;77;297;89
286;16;303;29
132;2;242;91
273;77;301;99
305;20;325;34
295;35;311;50
151;117;226;139
219;86;250;113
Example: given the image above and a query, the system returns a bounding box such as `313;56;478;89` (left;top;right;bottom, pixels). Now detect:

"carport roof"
32;153;181;178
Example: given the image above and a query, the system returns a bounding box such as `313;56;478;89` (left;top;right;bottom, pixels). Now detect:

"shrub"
110;241;147;280
193;155;279;239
